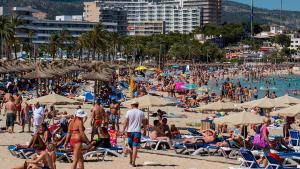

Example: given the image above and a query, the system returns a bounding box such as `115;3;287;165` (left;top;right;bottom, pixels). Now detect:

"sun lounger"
141;136;169;150
8;145;36;159
95;146;123;157
229;148;264;169
289;130;300;146
56;151;73;163
83;148;107;161
264;153;297;169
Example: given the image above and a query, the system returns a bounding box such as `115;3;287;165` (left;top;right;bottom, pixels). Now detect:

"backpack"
253;125;268;149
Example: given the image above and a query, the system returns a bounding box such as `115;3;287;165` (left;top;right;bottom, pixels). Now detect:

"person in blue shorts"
122;101;146;167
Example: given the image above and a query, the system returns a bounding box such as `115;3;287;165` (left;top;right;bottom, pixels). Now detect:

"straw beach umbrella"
214;111;264;125
241;97;288;109
272;94;300;105
82;71;111;102
123;94;175;132
27;93;81;105
196;101;241;111
122;94;174;108
270;104;300;117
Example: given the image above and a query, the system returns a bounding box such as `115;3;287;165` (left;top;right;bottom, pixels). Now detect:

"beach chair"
141;136;169;151
289;130;300;146
56;152;73;163
8;145;36;159
264;153;296;169
186;128;203;136
83;148;107;161
237;148;263;169
95;146;123;157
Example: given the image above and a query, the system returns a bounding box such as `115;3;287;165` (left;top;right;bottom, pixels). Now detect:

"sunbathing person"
13;143;56;169
16;125;47;150
149;120;173;149
170;124;180;139
89;127;111;150
183;129;216;144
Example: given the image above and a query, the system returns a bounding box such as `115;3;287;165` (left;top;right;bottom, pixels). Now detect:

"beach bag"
253;125;268;148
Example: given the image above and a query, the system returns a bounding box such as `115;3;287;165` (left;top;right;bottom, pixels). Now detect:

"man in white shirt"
32;102;44;133
122;101;145;167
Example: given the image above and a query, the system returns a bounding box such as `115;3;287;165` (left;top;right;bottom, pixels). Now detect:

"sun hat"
75;109;87;118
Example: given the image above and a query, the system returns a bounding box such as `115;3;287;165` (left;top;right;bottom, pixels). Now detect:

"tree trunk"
14;44;18;60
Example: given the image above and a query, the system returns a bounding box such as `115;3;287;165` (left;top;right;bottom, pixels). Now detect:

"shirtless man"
109;99;120;131
4;96;16;133
1;90;11;115
14;93;23;124
20;101;31;133
90;102;106;140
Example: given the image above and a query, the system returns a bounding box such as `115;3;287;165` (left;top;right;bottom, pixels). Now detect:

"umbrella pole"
94;80;97;104
147;106;150;136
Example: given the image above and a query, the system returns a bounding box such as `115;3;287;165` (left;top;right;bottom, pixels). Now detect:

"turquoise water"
208;75;300;99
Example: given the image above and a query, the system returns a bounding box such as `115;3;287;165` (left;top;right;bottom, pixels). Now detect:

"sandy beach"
0;103;238;169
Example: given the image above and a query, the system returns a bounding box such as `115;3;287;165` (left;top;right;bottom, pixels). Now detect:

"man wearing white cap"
122;101;145;167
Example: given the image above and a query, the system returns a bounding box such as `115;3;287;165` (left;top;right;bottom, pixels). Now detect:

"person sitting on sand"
149;120;173;149
14;143;56;169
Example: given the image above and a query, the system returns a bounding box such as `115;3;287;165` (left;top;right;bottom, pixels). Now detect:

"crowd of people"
0;63;299;169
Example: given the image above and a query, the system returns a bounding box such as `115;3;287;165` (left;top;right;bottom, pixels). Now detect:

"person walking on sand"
122;101;146;167
4;96;16;133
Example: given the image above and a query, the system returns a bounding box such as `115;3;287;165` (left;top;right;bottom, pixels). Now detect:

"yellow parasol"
135;66;147;71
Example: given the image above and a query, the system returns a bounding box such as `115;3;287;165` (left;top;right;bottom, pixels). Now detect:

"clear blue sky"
231;0;300;11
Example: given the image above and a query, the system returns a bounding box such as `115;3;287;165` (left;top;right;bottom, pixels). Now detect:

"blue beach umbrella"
172;64;180;68
182;83;197;90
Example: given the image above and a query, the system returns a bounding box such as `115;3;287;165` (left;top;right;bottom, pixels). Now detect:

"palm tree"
0;16;13;59
108;32;121;60
9;15;23;60
49;33;60;60
89;24;107;60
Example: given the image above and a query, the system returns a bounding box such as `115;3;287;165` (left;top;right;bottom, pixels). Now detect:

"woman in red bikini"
64;109;90;169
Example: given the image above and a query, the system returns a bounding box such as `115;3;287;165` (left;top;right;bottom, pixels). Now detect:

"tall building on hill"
84;0;216;35
84;3;127;35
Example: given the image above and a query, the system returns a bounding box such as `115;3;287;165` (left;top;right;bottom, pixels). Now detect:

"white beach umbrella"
122;94;174;108
272;94;300;105
196;100;241;111
270;104;300;117
27;93;81;105
241;97;288;109
214;111;264;125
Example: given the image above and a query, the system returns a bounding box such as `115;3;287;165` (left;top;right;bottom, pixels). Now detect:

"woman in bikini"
64;109;90;169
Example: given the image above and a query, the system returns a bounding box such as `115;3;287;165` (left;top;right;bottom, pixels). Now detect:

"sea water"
208;75;300;99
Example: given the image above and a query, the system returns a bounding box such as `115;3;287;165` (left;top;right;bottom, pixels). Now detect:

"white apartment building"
56;15;83;22
84;0;204;35
290;34;300;50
